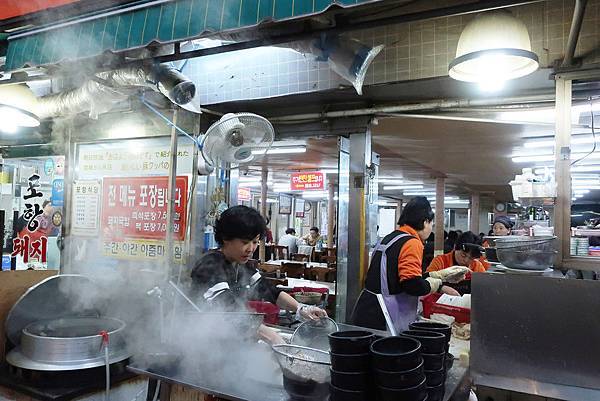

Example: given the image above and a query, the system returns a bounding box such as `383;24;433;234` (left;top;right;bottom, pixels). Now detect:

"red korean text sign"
291;172;325;191
101;176;188;241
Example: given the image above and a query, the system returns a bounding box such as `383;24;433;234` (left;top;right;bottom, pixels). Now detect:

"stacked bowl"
407;322;453;401
370;336;428;401
328;331;375;401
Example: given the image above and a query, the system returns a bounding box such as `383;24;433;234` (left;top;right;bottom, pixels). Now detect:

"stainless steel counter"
128;322;469;401
471;273;600;401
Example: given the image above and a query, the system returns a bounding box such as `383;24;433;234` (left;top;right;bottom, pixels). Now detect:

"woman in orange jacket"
351;197;469;333
427;231;486;294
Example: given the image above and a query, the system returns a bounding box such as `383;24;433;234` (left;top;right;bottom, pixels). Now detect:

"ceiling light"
573;189;590;194
512;154;555;163
383;185;424;190
0;85;40;132
320;169;338;175
448;10;538;88
572;180;599;186
573;185;600;190
302;191;328;199
243;181;274;187
403;191;436;196
252;145;307;155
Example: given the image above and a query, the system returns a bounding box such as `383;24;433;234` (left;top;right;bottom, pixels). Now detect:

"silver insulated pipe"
37;64;196;119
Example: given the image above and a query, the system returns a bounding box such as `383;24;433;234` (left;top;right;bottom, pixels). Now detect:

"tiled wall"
187;0;600;105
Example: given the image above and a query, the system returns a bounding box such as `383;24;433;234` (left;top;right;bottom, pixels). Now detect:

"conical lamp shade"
449;10;539;83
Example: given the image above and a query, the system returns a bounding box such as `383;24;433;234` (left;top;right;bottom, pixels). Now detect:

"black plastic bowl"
409;322;451;351
330;352;370;373
329;383;368;401
401;330;446;354
370;336;422;372
427;383;446;401
328;330;375;355
330;368;370;391
374;359;425;389
422;352;446;371
378;377;428;401
424;367;446;387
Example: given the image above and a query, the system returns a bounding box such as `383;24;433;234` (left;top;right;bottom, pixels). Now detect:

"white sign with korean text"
77;140;195;178
71;180;102;236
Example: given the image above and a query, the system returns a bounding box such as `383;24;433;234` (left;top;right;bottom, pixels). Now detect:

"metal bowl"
272;344;331;383
7;317;130;371
496;248;557;270
494;236;556;251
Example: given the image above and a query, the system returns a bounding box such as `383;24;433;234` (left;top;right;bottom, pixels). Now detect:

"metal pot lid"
6;347;131;371
5;274;101;346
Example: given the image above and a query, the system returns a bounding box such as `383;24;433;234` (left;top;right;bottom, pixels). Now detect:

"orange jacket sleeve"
426;255;446;272
398;238;424;282
470;259;487;273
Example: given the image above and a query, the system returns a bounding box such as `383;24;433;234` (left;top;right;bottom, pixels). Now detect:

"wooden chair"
322;255;337;266
247;259;260;270
272;245;288;260
259;263;279;273
325;268;337;283
322;247;337;257
306;267;331;282
290;253;309;262
281;262;307;279
263;276;288;287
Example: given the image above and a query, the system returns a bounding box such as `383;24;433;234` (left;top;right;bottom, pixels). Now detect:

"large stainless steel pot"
7;317;131;371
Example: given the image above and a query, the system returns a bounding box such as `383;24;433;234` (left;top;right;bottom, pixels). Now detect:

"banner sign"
101;176;188;241
291;172;325;191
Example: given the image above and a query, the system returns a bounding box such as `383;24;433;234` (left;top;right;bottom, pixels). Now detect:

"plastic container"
328;330;375;354
370;336;422;372
401;330;446;354
420;294;470;324
330;352;370;373
246;301;279;325
374;359;425;389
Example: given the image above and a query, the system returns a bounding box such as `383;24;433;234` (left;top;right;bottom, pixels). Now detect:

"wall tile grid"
188;0;600;105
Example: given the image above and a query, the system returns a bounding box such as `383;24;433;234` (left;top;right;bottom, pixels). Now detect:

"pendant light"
448;10;539;90
0;84;40;133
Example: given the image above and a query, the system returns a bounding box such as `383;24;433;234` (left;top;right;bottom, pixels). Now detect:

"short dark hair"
214;206;266;246
285;228;296;235
42;200;51;208
310;227;319;233
397;197;434;230
455;231;483;257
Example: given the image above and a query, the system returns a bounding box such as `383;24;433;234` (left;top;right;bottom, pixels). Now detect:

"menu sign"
238;187;251;202
291;172;325;191
101;176;188;241
71;180;101;236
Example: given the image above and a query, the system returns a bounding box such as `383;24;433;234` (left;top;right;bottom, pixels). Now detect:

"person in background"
351;197;469;333
491;215;513;237
444;230;459;253
264;218;274;244
190;206;327;344
422;232;435;270
302;226;322;246
278;228;300;255
427;231;486;294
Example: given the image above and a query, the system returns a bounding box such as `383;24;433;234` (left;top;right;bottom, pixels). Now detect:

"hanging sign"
101;176;188;241
238;187;252;202
291;172;325;191
279;194;292;215
51;179;64;206
295;198;305;218
71;180;101;236
12;174;48;264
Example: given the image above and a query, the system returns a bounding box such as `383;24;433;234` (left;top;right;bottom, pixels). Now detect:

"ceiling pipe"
562;0;588;67
269;93;556;122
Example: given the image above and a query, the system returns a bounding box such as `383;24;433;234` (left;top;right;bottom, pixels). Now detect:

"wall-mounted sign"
279;194;292;215
291;172;325;191
295;198;305;218
101;176;188;241
51;179;64;206
238;187;252;202
71;180;102;237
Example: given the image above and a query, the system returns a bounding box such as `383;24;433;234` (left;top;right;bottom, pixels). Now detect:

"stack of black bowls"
370;336;428;401
328;331;375;401
407;322;453;401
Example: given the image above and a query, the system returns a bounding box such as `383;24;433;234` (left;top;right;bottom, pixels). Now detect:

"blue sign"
2;256;11;271
52;179;64;207
44;158;55;176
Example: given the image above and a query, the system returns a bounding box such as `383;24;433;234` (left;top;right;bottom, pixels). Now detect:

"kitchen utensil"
6;317;130;371
370;336;422;372
408;322;451;346
330;368;370;391
330;352;370;373
401;330;446;354
291;317;339;351
496;248;557;270
422;352;445;371
329;383;368;401
328;330;374;354
272;344;330;400
293;291;323;305
377;377;428;401
374;359;425;389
